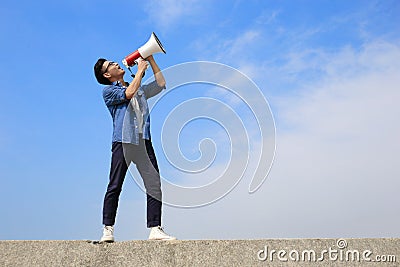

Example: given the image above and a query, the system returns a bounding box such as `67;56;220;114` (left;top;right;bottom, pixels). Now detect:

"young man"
93;55;176;242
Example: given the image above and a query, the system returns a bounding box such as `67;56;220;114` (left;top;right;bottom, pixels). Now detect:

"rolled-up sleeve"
103;85;128;106
143;80;166;99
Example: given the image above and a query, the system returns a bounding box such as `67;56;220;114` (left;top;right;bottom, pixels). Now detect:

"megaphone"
122;32;166;68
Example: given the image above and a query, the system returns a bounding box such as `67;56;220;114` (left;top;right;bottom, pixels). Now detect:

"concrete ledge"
0;238;399;266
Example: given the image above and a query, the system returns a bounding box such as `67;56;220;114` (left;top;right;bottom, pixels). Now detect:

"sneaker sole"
148;237;177;241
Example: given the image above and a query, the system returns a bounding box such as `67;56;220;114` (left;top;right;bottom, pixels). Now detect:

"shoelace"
159;226;167;233
104;226;113;233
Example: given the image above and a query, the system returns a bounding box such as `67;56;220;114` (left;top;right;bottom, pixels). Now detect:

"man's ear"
103;72;111;79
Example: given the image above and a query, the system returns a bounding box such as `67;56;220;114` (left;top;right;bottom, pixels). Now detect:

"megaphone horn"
122;32;166;68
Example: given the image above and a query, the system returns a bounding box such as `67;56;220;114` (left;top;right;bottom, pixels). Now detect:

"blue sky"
0;0;399;240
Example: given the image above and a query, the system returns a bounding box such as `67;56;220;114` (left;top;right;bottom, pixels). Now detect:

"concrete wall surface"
0;238;399;267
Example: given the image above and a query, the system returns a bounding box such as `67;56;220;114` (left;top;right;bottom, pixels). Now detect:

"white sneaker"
148;226;177;240
100;225;114;243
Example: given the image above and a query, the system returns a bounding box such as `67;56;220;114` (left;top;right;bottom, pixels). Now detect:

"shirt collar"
113;81;129;88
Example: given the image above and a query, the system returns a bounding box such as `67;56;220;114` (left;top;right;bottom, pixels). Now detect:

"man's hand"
145;55;154;62
137;58;149;73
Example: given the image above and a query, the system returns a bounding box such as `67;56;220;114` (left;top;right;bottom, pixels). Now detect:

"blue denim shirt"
103;80;165;145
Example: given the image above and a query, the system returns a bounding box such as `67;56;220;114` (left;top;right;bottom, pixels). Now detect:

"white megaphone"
122;32;166;68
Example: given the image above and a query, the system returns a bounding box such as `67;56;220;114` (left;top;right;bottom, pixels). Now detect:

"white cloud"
142;0;205;30
254;9;281;25
190;28;261;62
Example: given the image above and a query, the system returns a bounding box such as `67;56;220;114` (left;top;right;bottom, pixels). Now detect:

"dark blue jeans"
102;139;162;227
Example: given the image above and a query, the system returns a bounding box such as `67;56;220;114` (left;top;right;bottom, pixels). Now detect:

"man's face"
102;60;125;80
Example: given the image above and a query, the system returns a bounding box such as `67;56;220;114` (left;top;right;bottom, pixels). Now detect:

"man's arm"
124;59;149;100
146;55;166;88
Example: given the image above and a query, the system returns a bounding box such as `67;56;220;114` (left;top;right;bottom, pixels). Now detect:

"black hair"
94;58;112;85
